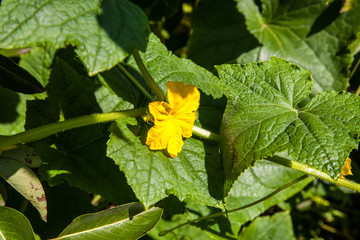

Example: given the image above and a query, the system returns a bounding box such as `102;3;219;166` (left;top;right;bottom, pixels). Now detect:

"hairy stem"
159;174;308;236
267;155;360;192
117;64;154;101
192;125;221;142
0;108;147;150
132;49;165;101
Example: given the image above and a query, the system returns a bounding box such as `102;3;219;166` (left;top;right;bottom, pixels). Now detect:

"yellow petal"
166;81;200;115
340;157;353;179
173;112;197;137
148;101;172;123
146;118;184;157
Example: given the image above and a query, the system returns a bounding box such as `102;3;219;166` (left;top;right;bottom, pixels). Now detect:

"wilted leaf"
0;159;47;221
0;144;42;168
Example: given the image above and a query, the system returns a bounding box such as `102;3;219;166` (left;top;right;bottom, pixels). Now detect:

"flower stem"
0;108;147;150
192;125;220;142
132;49;165;101
266;155;360;192
117;64;154;101
159;174;308;236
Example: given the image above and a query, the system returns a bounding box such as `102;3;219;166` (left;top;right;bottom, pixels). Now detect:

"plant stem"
117;64;154;101
132;49;165;101
159;175;308;236
192;125;221;142
0;108;147;150
266;155;360;192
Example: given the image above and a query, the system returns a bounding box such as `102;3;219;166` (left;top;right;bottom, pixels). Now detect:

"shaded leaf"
0;87;32;136
35;58;137;204
0;159;47;221
57;202;162;240
149;214;213;240
0;0;150;75
217;57;360;200
0;144;42;168
0;206;35;240
0;182;6;206
237;212;295;240
236;0;360;94
188;0;259;69
0;54;45;93
184;160;312;239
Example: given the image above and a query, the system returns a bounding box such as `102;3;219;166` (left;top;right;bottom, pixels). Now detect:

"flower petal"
148;101;172;123
166;81;200;115
146;119;184;157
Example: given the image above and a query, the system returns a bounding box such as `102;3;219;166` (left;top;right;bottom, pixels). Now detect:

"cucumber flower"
146;81;200;157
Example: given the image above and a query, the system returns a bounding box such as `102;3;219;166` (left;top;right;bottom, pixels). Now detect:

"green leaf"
0;144;42;168
0;0;150;75
237;212;296;240
0;159;47;221
0;54;45;94
107;117;223;208
184;160;312;239
188;0;259;70
35;57;137;204
216;57;360;194
19;45;55;87
149;214;213;240
126;33;225;99
57;202;162;240
236;0;360;94
0;86;34;137
0;182;6;206
0;206;35;240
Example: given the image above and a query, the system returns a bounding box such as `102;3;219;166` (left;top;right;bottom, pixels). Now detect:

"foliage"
0;0;360;239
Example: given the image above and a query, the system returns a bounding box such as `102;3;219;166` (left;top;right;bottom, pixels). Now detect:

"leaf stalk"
267;155;360;192
0;108;147;150
132;49;165;101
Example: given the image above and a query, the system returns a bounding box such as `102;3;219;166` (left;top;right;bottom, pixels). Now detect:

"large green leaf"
237;212;295;240
0;206;35;240
0;158;47;221
183;160;312;239
188;0;259;70
0;0;150;75
57;202;162;240
236;0;360;94
107;117;223;208
126;33;225;99
217;57;360;193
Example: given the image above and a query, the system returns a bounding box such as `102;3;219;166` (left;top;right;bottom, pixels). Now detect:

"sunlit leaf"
57;202;162;240
0;206;35;240
217;57;360;194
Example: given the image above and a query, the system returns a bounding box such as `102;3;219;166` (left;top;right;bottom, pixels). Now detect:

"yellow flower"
339;157;353;179
146;81;200;157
